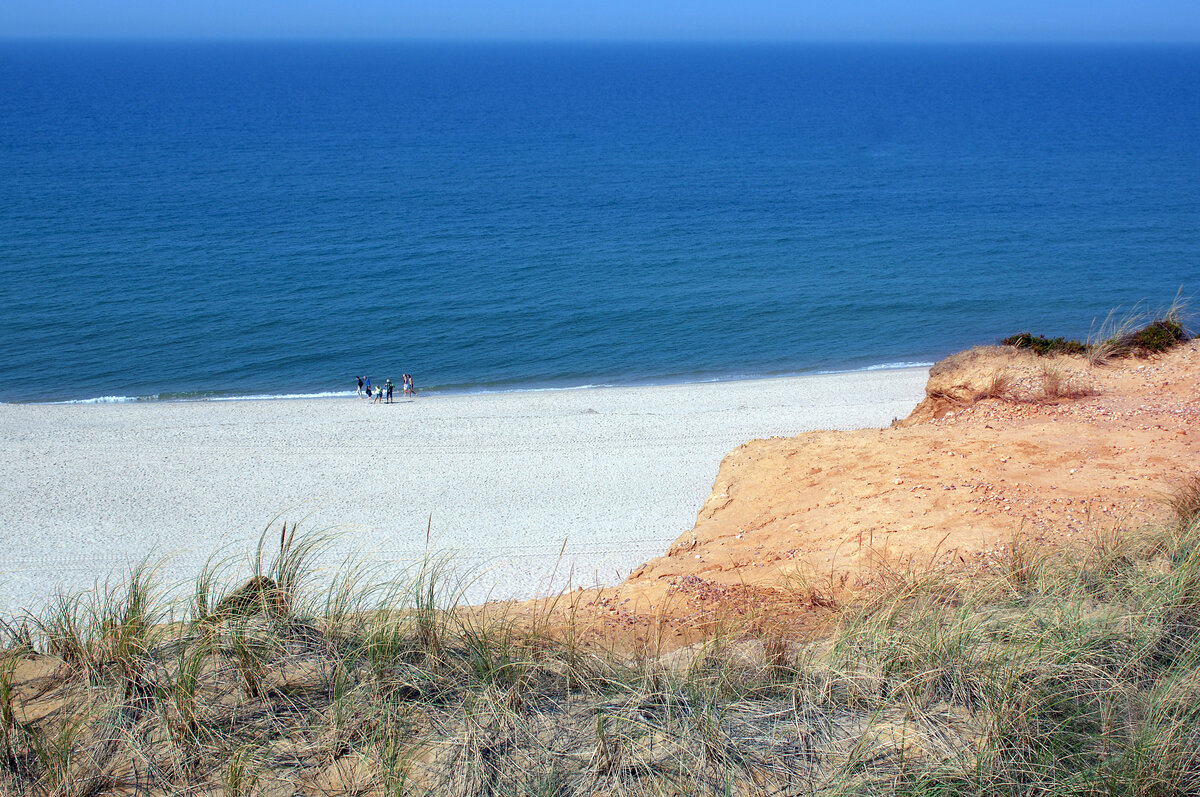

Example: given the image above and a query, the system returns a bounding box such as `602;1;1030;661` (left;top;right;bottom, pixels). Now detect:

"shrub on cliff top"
1003;316;1189;360
1130;318;1187;353
1000;332;1087;357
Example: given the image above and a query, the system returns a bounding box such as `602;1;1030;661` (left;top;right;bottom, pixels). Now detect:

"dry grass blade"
973;368;1012;401
1037;360;1094;401
1087;296;1193;365
2;516;1200;794
1164;474;1200;532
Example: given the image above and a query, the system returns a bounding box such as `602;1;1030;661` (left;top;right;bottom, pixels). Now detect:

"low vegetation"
971;368;1013;401
1001;301;1190;361
3;489;1200;795
998;333;1088;357
1035;360;1095;401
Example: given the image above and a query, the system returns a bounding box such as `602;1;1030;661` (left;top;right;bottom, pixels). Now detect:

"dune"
611;341;1200;620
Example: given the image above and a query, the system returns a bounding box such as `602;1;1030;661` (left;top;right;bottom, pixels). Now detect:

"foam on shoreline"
26;360;938;406
0;368;929;614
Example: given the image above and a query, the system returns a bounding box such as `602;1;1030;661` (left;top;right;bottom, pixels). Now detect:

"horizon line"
3;35;1200;46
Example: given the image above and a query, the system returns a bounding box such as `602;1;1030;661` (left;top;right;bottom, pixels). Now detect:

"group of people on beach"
356;374;415;404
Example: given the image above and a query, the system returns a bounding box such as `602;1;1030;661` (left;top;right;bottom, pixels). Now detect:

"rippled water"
2;43;1198;403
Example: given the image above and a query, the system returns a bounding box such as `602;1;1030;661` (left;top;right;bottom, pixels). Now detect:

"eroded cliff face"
612;342;1200;612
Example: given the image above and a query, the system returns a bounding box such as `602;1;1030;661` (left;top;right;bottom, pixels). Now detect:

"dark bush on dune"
1130;318;1187;353
1003;310;1190;360
1000;332;1088;356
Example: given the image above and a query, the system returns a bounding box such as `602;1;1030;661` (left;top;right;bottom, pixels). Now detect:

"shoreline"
0;367;929;615
14;360;936;406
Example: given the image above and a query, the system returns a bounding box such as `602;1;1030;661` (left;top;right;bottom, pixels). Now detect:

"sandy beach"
0;369;926;614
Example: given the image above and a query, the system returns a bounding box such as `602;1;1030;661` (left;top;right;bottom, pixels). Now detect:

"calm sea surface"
1;43;1198;403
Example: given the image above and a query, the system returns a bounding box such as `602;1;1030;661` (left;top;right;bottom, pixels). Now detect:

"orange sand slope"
610;341;1200;614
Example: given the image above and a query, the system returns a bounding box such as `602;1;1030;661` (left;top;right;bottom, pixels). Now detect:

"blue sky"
2;0;1199;42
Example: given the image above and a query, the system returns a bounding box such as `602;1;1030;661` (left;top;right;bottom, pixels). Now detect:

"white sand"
0;369;927;614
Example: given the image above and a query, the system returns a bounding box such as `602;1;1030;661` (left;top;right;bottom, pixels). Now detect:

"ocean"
1;42;1198;404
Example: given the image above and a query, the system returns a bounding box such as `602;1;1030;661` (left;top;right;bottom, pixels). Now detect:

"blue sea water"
1;42;1198;404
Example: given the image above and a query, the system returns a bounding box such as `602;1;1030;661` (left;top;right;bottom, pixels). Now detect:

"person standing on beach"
385;378;394;403
356;376;364;398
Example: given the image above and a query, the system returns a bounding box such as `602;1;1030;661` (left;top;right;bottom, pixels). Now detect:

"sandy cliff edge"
566;341;1200;644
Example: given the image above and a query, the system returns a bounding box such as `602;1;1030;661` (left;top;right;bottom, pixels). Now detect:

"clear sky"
2;0;1199;42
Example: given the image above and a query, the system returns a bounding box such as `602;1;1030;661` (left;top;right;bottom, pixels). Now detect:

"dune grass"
2;492;1200;794
1035;360;1096;401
